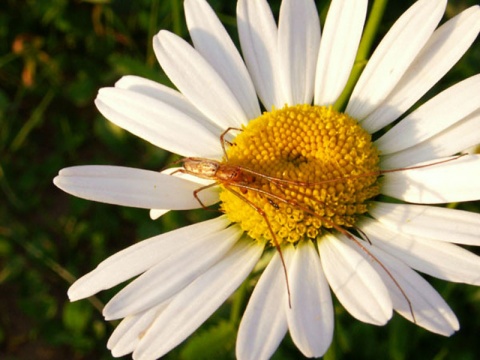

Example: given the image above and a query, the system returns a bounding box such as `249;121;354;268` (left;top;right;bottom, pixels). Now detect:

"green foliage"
0;0;478;359
63;302;93;335
180;320;237;360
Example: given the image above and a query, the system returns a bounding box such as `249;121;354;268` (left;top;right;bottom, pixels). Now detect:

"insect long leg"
219;127;243;160
178;169;293;308
341;230;417;323
192;183;219;210
168;169;219;210
270;179;379;246
228;182;416;322
222;184;292;308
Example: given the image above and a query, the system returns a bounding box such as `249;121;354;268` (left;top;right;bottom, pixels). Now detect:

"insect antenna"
220;127;243;161
223;154;465;190
192;183;219;209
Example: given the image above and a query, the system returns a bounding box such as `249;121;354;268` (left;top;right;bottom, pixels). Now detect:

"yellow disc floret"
219;104;380;246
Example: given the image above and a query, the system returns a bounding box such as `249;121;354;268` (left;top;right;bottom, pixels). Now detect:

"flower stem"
357;0;389;61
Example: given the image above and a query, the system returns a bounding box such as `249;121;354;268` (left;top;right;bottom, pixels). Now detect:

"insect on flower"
170;127;464;319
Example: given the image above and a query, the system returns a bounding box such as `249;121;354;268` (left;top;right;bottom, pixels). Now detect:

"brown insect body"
181;156;256;197
182;157;220;179
182;157;253;184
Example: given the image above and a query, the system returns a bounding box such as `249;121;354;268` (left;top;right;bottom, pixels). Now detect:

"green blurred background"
0;0;479;359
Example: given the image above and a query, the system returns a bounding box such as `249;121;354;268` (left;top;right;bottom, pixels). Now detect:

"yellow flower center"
219;104;380;246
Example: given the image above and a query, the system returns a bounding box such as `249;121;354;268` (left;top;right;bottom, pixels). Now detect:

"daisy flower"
54;0;480;359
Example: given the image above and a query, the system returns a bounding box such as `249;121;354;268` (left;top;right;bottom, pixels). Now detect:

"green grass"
0;0;479;359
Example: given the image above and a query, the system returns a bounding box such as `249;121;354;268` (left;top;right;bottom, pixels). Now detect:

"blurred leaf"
66;73;97;106
81;0;111;4
180;320;236;360
10;89;54;152
63;301;93;334
108;53;172;86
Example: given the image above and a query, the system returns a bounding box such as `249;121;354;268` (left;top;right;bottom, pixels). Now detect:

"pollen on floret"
219;104;380;247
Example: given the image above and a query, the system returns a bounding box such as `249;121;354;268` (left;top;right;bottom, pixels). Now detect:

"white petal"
380;109;480;168
277;0;320;105
369;202;480;246
53;165;219;210
362;5;480;133
153;30;248;128
365;245;459;336
318;233;392;325
150;167;218;220
108;302;168;357
286;242;333;358
314;0;367;105
95;87;222;158
103;225;242;320
347;0;447;120
237;0;282;110
148;166;216;220
375;75;480;154
149;208;169;220
133;239;264;360
381;155;480;203
185;0;260;120
114;75;222;137
236;249;291;360
360;218;480;285
67;216;230;300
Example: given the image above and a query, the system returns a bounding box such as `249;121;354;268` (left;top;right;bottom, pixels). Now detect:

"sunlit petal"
381;155;480;203
95;87;222;157
237;0;282;109
154;30;248;128
314;0;367;105
361;245;459;336
277;0;320;105
236;248;291;360
287;241;334;358
185;0;260;120
380;109;480;168
54;165;219;210
369;202;480;246
134;239;263;360
347;0;446;119
360;218;480;285
107;302;168;357
375;75;480;154
319;233;392;325
362;5;480;132
103;226;242;320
